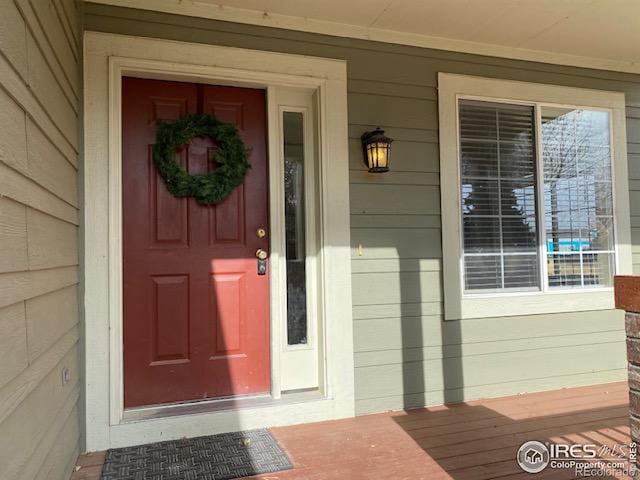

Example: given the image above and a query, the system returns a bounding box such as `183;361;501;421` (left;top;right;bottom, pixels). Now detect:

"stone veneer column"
615;275;640;478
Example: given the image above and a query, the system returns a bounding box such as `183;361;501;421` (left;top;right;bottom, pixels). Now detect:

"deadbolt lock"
256;228;266;238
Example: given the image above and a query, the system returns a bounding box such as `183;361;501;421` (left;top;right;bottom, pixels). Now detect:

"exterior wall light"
361;127;392;173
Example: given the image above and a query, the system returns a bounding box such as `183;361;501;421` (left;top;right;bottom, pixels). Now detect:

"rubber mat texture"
100;429;293;480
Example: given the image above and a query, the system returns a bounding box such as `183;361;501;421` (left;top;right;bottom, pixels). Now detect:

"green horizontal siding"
84;2;635;415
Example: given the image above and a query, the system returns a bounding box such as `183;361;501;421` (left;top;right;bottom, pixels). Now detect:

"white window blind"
459;100;539;291
458;99;615;293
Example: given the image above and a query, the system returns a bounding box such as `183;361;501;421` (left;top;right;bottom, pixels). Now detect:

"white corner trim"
88;0;640;76
83;31;353;451
437;73;632;321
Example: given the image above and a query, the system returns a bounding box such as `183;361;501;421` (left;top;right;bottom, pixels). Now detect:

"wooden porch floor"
72;382;632;480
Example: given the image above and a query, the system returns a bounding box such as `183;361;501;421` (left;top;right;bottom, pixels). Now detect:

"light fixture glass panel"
366;142;388;169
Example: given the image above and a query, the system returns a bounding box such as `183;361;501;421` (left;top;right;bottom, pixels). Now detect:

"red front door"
122;77;270;408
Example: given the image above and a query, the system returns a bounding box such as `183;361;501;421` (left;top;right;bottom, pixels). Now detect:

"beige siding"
84;4;639;416
0;0;80;479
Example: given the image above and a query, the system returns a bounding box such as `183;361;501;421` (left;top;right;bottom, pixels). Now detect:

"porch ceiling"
91;0;640;74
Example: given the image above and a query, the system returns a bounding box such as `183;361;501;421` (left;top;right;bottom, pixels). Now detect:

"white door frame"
275;89;323;391
83;31;354;451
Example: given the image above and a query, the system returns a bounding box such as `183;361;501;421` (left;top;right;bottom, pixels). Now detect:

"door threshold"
122;389;324;423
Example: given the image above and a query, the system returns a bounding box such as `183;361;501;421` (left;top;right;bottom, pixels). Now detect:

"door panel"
151;274;190;364
211;272;244;356
150;150;189;246
122;77;270;408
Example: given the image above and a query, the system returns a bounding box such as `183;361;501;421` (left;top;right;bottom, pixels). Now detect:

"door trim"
83;31;353;450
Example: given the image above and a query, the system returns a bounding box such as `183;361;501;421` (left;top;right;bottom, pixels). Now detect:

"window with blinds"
458;99;615;293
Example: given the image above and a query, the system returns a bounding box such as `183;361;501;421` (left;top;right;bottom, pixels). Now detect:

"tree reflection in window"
460;100;539;291
541;108;614;287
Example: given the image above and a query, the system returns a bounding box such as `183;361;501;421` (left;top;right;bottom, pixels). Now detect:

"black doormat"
100;429;293;480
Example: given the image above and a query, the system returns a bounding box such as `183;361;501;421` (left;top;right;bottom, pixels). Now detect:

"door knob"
256;249;268;260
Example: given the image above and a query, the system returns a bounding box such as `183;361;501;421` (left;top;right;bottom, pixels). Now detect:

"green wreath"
153;113;251;205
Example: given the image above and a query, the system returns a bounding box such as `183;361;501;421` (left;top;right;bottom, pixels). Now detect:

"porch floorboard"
71;382;631;480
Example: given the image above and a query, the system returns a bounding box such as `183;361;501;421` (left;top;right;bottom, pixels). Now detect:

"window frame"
438;73;632;320
276;88;322;391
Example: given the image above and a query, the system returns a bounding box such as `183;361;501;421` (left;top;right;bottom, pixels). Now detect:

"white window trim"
275;89;322;391
438;73;632;320
83;31;354;451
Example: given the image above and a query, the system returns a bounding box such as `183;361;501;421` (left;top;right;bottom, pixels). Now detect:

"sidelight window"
283;111;308;345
